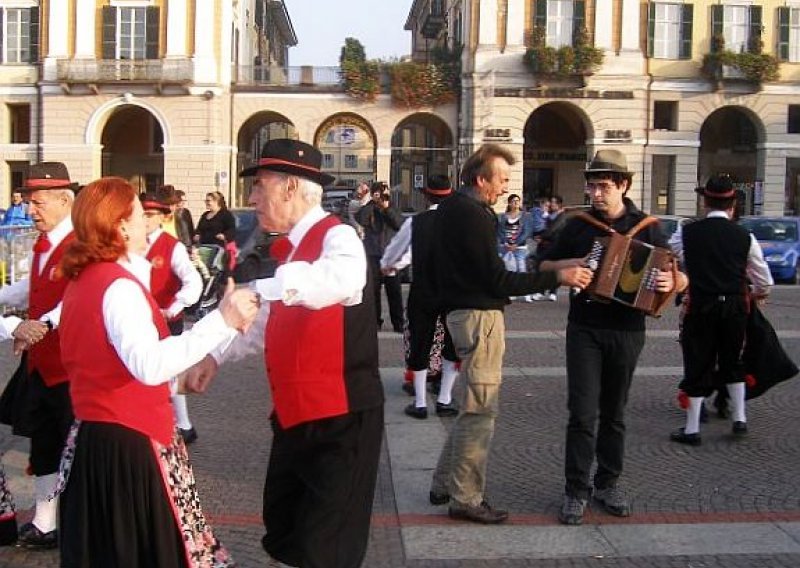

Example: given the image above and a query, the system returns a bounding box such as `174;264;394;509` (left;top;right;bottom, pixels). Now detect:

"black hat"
20;162;78;192
140;191;171;213
423;174;453;197
239;139;336;186
695;174;735;199
584;149;632;177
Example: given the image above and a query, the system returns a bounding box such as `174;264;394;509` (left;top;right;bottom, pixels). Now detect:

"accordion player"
577;213;677;317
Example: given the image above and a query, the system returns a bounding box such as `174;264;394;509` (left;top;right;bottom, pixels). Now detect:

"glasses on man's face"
586;181;617;194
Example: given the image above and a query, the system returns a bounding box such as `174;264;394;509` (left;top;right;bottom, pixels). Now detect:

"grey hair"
262;172;322;205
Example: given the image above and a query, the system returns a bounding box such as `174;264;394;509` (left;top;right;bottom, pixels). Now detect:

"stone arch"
313;113;378;188
235;111;298;202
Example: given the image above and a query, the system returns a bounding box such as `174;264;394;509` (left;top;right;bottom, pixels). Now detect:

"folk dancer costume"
381;177;460;419
669;175;773;445
143;193;204;443
57;253;238;567
0;163;76;548
217;138;384;567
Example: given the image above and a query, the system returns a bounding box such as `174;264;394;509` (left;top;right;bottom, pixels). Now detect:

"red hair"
60;177;136;279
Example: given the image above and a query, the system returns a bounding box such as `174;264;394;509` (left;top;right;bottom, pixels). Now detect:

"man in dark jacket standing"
428;144;592;524
356;182;405;331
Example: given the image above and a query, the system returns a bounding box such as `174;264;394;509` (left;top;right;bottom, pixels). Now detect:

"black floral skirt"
58;421;234;568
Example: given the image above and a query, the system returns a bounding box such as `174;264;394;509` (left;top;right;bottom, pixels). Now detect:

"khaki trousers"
430;309;505;507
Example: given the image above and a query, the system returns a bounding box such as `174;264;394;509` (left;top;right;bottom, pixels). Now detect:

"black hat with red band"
239;139;336;186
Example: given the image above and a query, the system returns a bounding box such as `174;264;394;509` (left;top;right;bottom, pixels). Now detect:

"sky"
283;0;414;67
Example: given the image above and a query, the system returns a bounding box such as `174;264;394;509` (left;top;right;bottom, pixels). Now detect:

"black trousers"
679;297;747;398
262;406;384;568
367;256;403;331
406;300;457;370
564;323;645;500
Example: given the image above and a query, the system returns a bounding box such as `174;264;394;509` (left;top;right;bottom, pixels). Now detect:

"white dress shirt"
145;228;203;318
379;206;436;272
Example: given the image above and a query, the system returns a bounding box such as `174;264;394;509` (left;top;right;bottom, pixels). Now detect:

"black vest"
683;217;751;300
409;209;439;310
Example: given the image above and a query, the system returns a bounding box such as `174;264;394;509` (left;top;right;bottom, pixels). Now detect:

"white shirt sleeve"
103;278;238;386
0;317;18;341
211;302;270;364
746;234;774;295
381;217;412;271
166;244;203;318
0;278;29;309
252;224;366;310
668;223;684;265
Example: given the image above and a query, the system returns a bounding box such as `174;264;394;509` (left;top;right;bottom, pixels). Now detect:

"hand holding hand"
181;355;219;394
12;320;48;346
218;278;259;332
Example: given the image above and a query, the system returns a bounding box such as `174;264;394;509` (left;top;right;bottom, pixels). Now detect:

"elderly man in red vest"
185;139;383;568
0;162;76;549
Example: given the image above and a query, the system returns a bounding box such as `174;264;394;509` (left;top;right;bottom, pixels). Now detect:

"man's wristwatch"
41;318;53;332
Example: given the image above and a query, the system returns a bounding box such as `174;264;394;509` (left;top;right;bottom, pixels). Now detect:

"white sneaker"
524;295;534;303
509;296;518;301
548;293;557;301
531;293;544;301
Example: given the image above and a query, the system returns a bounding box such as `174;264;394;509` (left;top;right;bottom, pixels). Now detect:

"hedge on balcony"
701;34;779;85
387;61;457;108
523;26;603;77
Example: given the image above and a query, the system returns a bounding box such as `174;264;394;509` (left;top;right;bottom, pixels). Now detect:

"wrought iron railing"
232;65;342;87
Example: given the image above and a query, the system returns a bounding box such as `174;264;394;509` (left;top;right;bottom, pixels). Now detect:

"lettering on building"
603;129;632;142
484;128;512;141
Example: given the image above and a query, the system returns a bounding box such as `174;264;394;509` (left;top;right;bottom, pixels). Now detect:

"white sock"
32;474;58;533
437;359;459;405
172;394;193;430
412;370;427;408
726;382;747;423
685;397;704;435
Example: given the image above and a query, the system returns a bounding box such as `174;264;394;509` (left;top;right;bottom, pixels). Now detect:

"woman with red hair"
56;177;258;567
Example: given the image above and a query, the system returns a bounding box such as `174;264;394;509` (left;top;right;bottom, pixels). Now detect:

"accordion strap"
575;212;660;240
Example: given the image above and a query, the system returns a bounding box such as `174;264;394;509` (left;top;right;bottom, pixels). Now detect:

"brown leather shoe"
448;501;508;524
17;522;57;550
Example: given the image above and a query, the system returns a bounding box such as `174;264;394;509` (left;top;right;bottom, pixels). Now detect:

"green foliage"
523;26;603;77
340;38;366;67
702;33;779;85
340;60;381;102
387;61;457;108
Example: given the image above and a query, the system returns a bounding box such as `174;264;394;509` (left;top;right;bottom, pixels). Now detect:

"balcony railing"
56;58;194;84
232;65;342;87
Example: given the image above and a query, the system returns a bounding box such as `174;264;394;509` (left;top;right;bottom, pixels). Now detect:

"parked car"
654;214;692;240
230;207;282;283
739;216;800;284
321;188;352;220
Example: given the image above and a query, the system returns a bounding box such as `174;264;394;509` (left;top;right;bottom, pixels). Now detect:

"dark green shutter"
778;7;790;60
749;5;762;52
255;0;264;29
535;0;547;31
28;6;39;63
102;6;116;59
146;6;159;59
647;2;655;57
572;0;585;45
711;4;723;51
680;4;693;59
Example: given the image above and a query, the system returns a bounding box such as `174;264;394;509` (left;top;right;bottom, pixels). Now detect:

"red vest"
61;262;174;445
265;216;349;428
146;232;181;312
27;231;74;386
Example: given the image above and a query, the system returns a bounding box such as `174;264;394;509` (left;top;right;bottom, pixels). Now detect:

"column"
477;0;498;49
193;0;216;83
43;0;69;80
166;0;188;57
594;0;614;51
505;0;526;52
74;0;96;58
620;0;641;50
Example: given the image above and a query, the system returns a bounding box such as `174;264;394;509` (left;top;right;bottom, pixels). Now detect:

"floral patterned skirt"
56;421;234;568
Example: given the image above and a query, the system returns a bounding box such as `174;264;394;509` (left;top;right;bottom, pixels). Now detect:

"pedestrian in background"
174;188;195;248
428;144;592;524
2;191;32;226
539;149;686;525
531;195;564;302
497;193;534;302
669;174;772;446
381;174;460;419
356;181;405;332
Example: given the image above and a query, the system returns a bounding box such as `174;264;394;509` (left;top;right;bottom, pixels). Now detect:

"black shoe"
401;382;415;396
179;427;198;445
593;486;631;517
435;402;459;417
558;494;587;525
0;517;16;546
404;404;428;419
429;490;450;505
670;428;701;446
17;523;57;550
448;500;508;524
732;421;748;436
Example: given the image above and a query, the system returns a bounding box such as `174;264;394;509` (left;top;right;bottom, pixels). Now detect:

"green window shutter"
146;6;160;59
572;0;585;45
28;6;39;63
535;0;547;31
778;7;790;61
102;6;116;60
711;4;723;50
680;4;693;59
647;3;656;57
749;5;762;52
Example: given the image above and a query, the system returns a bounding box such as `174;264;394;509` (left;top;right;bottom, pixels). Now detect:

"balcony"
232;65;342;89
56;58;193;85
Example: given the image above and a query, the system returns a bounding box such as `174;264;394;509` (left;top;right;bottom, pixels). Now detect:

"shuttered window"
777;7;800;62
1;7;38;64
102;5;160;60
534;0;585;47
647;3;692;60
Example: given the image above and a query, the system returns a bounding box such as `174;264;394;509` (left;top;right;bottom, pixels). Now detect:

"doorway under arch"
101;104;164;192
235;111;297;205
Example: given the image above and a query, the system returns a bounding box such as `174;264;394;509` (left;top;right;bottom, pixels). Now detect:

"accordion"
577;214;676;317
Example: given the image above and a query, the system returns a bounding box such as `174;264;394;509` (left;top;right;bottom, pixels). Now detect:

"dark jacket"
355;201;404;258
434;187;559;312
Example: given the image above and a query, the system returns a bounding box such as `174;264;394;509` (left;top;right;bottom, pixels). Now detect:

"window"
8;104;30;143
1;7;39;64
710;5;761;55
647;3;692;59
788;105;800;134
102;5;159;60
651;155;675;215
653;101;678;130
322;154;334;168
778;7;800;62
344;155;358;169
534;0;585;48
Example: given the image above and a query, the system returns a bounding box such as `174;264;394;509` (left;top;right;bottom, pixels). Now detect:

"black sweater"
434;188;559;312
